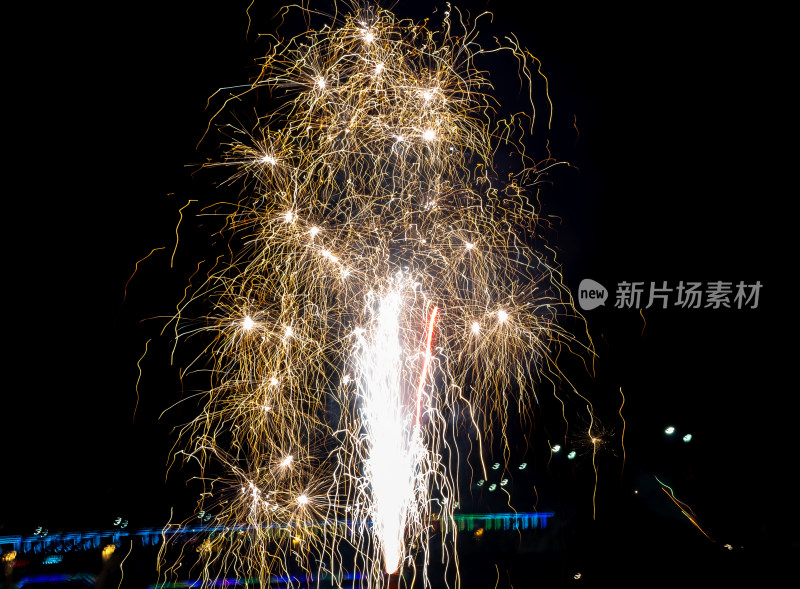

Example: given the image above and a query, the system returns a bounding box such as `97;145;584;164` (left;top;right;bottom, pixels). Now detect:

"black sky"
3;0;792;580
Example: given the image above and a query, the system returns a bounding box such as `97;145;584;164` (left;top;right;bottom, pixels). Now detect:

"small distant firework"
159;3;588;587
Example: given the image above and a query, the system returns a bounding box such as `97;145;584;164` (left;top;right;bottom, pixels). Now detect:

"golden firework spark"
158;3;591;587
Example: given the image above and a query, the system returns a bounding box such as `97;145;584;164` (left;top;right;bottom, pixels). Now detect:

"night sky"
3;0;792;584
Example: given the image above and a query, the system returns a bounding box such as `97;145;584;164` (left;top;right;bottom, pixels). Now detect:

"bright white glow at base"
242;316;255;331
665;426;675;435
422;129;436;141
471;321;480;334
497;309;509;323
354;282;431;574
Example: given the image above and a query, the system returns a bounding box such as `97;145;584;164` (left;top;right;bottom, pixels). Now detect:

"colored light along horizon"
0;512;555;556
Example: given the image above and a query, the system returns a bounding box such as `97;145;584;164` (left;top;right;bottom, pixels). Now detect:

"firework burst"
158;3;589;587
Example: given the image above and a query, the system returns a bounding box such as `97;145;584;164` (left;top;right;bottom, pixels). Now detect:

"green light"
567;451;576;460
682;434;692;442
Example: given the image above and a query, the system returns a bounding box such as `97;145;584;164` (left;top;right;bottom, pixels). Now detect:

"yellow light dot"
321;249;339;263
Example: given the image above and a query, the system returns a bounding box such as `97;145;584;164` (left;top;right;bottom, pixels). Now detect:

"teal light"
43;555;63;565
